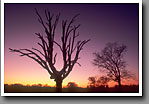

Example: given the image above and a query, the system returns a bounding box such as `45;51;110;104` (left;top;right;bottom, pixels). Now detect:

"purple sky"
4;4;139;87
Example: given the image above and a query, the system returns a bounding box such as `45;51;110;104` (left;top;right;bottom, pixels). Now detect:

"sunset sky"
4;3;139;88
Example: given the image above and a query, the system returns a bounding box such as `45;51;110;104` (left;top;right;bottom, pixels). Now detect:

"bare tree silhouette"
9;9;90;92
93;42;131;87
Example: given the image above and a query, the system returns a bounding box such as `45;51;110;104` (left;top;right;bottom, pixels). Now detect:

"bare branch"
53;41;62;51
35;8;47;30
76;62;81;67
53;53;57;65
32;48;45;57
9;48;53;75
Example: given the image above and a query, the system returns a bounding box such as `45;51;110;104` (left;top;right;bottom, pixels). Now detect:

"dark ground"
4;84;139;93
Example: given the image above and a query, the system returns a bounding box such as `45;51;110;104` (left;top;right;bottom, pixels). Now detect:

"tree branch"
9;48;53;76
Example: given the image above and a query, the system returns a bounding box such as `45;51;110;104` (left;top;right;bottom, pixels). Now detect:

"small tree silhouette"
67;82;78;88
9;9;90;92
99;76;110;86
88;77;96;87
88;76;110;88
66;82;78;92
93;42;131;87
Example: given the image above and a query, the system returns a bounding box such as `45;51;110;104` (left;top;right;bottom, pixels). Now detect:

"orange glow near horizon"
4;56;139;88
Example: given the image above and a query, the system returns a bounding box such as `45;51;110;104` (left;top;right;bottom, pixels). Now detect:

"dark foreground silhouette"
4;84;139;93
9;9;90;93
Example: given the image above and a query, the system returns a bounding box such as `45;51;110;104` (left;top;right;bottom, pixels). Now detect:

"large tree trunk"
118;76;121;87
55;78;62;92
117;76;121;91
118;79;121;87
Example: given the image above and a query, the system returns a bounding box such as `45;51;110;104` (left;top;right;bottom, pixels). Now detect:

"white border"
1;0;142;96
139;0;142;96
